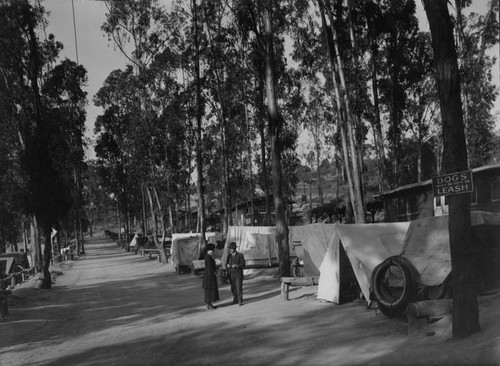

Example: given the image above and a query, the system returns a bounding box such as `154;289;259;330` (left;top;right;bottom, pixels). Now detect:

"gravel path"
1;233;499;366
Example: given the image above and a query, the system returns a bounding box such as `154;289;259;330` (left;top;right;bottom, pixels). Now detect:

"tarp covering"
317;222;411;304
316;211;500;304
401;215;450;287
288;224;337;276
401;211;500;287
171;233;202;268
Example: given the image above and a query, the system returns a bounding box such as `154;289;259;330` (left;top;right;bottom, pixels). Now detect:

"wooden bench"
140;248;159;257
139;248;171;262
0;287;11;322
0;277;13;322
280;276;319;301
0;267;35;321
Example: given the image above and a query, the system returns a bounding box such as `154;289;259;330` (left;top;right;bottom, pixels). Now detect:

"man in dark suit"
226;242;246;306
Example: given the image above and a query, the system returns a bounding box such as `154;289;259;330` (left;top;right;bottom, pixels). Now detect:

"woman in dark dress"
202;244;219;310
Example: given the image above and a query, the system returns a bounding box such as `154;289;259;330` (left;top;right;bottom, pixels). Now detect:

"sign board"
432;170;473;197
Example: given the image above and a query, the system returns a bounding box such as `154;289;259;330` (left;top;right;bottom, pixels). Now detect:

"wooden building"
376;163;500;222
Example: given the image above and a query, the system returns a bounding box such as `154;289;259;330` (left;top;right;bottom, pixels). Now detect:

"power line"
71;0;79;63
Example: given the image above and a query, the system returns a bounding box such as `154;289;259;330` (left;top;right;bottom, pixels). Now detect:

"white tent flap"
317;222;411;303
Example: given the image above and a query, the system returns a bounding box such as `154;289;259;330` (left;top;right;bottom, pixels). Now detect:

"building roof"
375;162;500;198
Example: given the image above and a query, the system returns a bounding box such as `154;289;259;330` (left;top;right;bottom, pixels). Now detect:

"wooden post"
281;282;289;301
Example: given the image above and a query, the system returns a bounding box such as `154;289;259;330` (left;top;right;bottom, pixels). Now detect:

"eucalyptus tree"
310;0;365;223
389;30;439;184
0;106;22;253
454;0;499;168
42;58;88;255
94;66;142;236
423;0;479;339
232;0;274;226
299;81;336;206
0;12;24;253
101;0;165;235
0;2;87;288
262;0;292;276
100;0;194;260
0;2;44;264
232;0;306;275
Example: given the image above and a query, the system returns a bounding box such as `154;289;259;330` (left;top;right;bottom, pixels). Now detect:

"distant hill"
294;158;382;206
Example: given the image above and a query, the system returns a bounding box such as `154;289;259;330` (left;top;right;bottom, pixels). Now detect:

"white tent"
316;211;500;304
171;232;222;271
288;224;338;276
171;233;202;270
222;226;299;276
316;222;411;304
222;226;277;270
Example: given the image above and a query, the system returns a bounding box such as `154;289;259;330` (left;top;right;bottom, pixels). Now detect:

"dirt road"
1;234;499;366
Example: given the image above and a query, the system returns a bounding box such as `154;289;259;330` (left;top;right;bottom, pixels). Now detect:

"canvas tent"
221;226;300;276
171;232;221;273
0;253;29;275
222;226;277;271
315;210;500;305
0;257;15;276
400;211;500;289
316;222;410;304
288;224;338;277
171;233;202;272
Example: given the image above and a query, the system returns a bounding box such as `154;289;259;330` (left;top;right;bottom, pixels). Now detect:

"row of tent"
169;211;500;306
0;252;30;276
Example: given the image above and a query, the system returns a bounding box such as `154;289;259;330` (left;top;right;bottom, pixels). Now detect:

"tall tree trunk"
454;0;471;166
146;186;168;264
74;217;80;256
78;212;84;254
22;219;29;254
202;5;231;234
168;203;174;235
117;207;122;243
317;0;365;223
325;2;364;223
257;75;271;226
263;0;289;277
141;181;148;235
245;107;255;226
153;187;166;245
423;0;479;339
259;122;271;225
30;215;42;272
242;64;255;226
193;0;206;244
41;224;52;289
367;17;388;191
315;142;324;205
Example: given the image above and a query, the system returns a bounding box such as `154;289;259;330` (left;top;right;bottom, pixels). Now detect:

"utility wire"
71;0;79;63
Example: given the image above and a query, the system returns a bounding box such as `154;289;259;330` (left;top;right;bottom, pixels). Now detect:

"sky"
39;0;500;160
40;0;127;159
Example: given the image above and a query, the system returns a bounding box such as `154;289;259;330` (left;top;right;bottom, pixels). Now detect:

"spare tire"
371;256;419;317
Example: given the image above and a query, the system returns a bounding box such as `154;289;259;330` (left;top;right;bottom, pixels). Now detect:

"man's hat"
228;242;237;249
206;243;215;251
